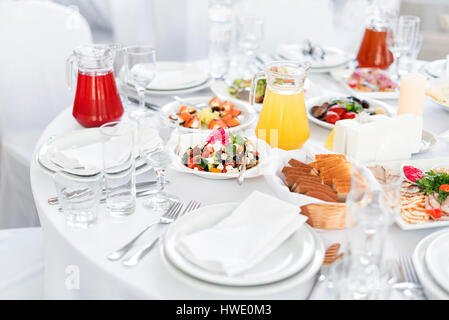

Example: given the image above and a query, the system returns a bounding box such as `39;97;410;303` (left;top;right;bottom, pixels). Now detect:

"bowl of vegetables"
159;96;257;133
166;128;271;180
306;95;395;130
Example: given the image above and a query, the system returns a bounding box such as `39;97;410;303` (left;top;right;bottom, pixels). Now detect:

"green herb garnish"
416;170;449;202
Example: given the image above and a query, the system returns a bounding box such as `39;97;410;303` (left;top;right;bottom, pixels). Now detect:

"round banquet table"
30;71;449;299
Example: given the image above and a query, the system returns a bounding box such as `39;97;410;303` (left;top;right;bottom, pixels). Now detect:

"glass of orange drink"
250;61;311;150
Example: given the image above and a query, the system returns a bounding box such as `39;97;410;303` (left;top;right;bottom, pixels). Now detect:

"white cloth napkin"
51;143;104;170
148;62;208;90
177;191;308;276
277;44;349;68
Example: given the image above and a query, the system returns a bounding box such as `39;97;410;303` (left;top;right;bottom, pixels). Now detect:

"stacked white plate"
277;44;352;73
424;59;449;79
36;127;162;176
145;61;212;95
413;229;449;300
160;203;324;297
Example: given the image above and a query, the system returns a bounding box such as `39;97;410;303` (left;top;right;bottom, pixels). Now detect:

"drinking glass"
401;34;423;73
138;118;178;211
328;165;400;299
125;46;157;120
53;171;103;228
100;121;136;216
387;16;420;79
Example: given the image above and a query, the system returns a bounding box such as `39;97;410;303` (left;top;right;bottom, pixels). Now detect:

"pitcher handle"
66;54;77;89
249;70;265;111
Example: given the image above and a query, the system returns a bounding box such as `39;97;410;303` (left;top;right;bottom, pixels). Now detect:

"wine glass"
137;117;178;212
387;16;420;79
125;46;157;120
109;44;128;108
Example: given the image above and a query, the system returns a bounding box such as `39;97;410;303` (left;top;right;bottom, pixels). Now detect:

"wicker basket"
300;202;347;230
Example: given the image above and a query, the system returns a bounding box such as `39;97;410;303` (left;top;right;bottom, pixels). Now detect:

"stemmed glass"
138;117;179;212
125;46;157;120
387;16;420;79
109;44;128;108
232;15;264;79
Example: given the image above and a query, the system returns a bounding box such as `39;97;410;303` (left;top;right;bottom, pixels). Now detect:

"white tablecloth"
30;71;449;299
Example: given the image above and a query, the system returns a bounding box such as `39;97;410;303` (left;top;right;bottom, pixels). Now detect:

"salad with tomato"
182;128;259;174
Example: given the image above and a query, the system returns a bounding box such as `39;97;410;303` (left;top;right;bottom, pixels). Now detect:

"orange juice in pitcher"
250;61;311;150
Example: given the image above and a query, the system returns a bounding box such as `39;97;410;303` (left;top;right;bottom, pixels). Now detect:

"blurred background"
27;0;449;61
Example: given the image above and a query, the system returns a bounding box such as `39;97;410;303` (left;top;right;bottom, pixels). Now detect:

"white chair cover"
0;0;93;228
0;227;44;299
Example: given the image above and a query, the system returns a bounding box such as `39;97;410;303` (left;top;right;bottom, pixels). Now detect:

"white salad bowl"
166;132;272;180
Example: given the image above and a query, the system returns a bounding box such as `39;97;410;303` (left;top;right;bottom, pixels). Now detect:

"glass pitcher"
356;4;397;69
67;45;124;128
250;61;311;150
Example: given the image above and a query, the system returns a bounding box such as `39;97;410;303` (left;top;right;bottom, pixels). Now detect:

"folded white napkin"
277;44;348;68
148;62;208;90
177;191;307;276
51;143;104;170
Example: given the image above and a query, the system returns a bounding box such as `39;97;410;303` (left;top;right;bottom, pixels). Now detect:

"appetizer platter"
166;128;270;180
330;68;400;100
160;96;256;133
367;157;449;230
307;95;394;129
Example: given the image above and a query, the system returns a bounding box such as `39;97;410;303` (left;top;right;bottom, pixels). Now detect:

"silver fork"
122;200;201;267
107;201;183;261
392;256;425;299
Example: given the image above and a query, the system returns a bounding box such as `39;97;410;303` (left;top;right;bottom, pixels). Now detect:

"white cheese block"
332;114;422;163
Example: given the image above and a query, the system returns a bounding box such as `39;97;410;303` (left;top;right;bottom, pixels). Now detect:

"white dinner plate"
306;95;396;130
277;45;352;71
367;157;449;230
147;62;209;91
210;79;312;113
166;132;271;180
163;202;316;287
424;59;448;79
425;77;449;113
159;96;257;134
160;209;324;297
413;229;449;300
37;127;161;176
330;68;400;100
425;232;449;294
145;77;212;95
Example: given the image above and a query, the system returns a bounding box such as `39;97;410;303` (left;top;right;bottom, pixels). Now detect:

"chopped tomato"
222;100;234;111
326;111;340;124
343;112;356;119
224;108;241;117
221;115;240;127
427;208;442;220
439;184;449;192
179;105;196;114
208;97;222;108
192;165;204;171
328;105;346;117
208;119;227;130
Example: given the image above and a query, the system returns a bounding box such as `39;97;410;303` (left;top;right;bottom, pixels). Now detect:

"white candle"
398;73;426;117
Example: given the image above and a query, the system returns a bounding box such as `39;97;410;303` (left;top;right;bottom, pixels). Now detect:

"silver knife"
48;180;167;205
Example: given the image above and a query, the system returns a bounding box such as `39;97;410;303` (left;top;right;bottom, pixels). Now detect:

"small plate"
36;127;160;176
166;132;271;180
424;59;448;79
159;96;257;134
425;232;449;294
330;68;400;100
306;95;396;130
163;203;316;287
147;62;209;91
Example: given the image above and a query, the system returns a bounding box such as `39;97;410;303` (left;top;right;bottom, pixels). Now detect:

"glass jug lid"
264;61;310;94
73;44;114;72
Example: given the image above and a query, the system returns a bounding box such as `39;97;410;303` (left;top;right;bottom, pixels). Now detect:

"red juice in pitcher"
356;27;394;70
72;71;123;128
